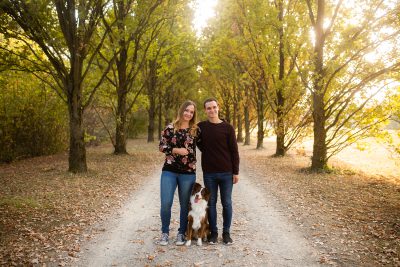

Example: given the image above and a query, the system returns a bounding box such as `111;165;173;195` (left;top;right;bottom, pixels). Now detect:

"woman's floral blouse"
159;124;197;173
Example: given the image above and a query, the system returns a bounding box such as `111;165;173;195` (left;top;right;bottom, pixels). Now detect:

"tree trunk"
244;105;250;145
235;83;243;143
275;111;286;156
114;2;128;154
311;0;328;170
66;35;88;173
147;59;157;143
244;85;251;145
147;105;155;142
256;117;264;149
158;90;162;141
312;94;327;170
67;79;87;173
163;86;173;126
224;102;231;123
232;86;237;131
233;103;237;132
256;85;264;149
114;92;128;154
275;0;286;157
237;115;243;143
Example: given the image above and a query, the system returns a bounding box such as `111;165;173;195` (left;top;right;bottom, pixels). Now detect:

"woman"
158;100;198;246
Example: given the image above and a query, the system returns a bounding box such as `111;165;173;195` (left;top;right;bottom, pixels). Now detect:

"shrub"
0;72;68;162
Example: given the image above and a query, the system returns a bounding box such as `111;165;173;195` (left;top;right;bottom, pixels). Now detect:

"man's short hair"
203;97;218;108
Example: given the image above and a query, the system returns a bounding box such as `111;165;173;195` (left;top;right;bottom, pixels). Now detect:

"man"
197;97;240;245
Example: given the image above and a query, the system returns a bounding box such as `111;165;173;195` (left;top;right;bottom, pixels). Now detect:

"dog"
186;182;210;246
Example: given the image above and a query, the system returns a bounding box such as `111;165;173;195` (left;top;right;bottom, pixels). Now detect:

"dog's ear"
191;182;201;194
203;187;210;201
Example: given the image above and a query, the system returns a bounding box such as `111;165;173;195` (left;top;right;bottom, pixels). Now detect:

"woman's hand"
172;148;189;156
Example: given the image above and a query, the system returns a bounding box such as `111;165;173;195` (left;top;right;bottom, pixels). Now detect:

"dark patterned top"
159;124;197;174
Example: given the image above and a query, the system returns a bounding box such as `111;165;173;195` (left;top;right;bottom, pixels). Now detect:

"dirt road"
75;166;324;267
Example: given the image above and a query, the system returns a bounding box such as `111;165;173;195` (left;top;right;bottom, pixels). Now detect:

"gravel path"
75;165;324;266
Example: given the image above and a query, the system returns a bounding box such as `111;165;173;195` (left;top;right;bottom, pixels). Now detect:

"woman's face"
182;104;195;123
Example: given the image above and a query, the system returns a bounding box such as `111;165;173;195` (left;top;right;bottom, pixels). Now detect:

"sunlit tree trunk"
275;0;286;156
237;115;243;143
244;105;250;145
256;83;264;149
232;89;237;133
310;0;328;170
244;85;251;145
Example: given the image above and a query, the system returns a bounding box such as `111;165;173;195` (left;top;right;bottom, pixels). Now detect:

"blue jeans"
203;172;233;233
160;171;196;235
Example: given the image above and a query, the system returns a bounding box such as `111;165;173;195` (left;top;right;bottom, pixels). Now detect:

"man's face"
204;101;219;119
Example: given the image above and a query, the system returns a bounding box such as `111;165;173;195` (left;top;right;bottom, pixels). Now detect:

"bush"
127;108;148;138
0;72;68;162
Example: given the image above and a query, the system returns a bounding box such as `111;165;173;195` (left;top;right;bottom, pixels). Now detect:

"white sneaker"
159;233;169;246
175;233;185;246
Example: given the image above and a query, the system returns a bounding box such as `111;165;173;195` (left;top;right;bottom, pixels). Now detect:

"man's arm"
196;124;203;152
228;124;240;181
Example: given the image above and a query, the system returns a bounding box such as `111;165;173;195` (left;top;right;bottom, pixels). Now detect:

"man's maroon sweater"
197;120;239;175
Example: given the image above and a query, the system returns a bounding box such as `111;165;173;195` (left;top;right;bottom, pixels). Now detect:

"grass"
0;196;41;209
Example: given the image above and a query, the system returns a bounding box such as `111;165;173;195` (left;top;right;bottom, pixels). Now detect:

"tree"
99;0;165;153
272;0;312;156
0;0;112;172
144;1;198;142
305;0;400;170
235;0;312;152
200;0;256;145
203;0;310;151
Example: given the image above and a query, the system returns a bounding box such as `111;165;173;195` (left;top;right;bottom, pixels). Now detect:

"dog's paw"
185;240;191;246
197;238;202;246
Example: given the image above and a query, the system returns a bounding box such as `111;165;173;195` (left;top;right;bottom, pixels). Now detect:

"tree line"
200;0;399;170
0;0;399;173
0;0;199;172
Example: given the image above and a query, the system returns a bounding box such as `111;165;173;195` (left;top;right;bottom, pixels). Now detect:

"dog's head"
191;182;210;203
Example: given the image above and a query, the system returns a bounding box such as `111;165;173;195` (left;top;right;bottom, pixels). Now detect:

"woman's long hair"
172;100;198;137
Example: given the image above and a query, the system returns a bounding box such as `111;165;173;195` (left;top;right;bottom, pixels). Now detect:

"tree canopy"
0;0;399;172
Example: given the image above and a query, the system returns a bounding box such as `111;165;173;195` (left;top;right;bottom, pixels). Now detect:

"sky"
190;0;218;36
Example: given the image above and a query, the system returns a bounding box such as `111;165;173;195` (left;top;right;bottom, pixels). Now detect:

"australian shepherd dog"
186;183;210;246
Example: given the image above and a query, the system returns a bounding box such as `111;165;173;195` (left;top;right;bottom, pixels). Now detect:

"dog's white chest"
189;198;207;230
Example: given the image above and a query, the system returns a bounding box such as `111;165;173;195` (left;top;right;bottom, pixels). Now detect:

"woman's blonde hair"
173;100;198;137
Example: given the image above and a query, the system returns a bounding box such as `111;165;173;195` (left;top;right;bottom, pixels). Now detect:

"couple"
158;98;240;246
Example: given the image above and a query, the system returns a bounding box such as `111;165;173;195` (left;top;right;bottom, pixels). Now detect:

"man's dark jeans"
203;172;233;233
